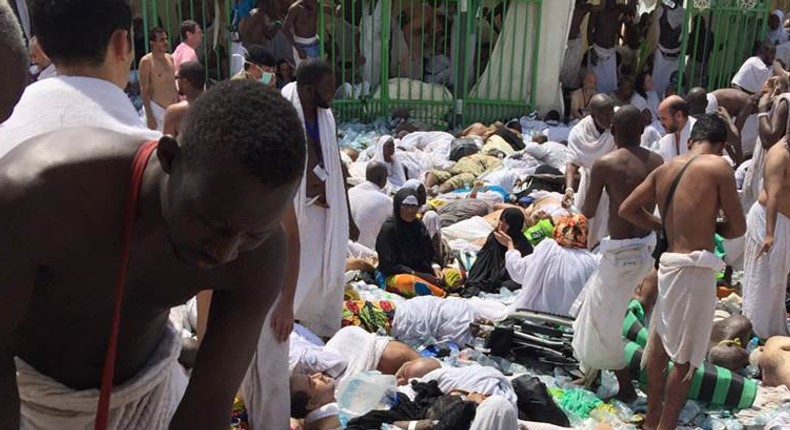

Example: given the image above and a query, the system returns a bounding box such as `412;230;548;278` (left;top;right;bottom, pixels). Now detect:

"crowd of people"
5;1;790;430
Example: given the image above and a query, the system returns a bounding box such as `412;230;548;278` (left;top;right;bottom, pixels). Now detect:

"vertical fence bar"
143;0;151;52
455;0;468;127
529;0;541;111
676;2;691;95
381;0;391;115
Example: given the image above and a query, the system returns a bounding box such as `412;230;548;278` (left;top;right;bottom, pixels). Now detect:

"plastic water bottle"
609;399;635;422
337;372;398;426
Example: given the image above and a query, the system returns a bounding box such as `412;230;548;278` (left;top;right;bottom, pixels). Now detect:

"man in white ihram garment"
655;95;697;162
348;162;392;249
242;58;359;430
560;0;592;91
731;44;776;96
586;0;631;94
651;0;685;98
564;94;616;249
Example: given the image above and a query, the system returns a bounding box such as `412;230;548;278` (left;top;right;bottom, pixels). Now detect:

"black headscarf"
466;208;532;293
375;188;436;276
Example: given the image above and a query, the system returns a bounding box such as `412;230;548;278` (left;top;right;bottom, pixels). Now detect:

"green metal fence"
677;0;770;92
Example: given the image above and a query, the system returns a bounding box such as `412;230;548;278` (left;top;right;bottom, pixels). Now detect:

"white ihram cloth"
731;56;773;95
743;203;790;339
568;115;616;248
506;239;599;317
743;95;790;210
592;44;618;94
391;296;508;345
560;37;584;89
372;136;407;189
17;324;187;430
0;76;160;160
657;116;697;162
282;82;349;337
706;93;719;114
423;364;517;405
145;101;167;132
652;46;680;97
288;324;347;379
766;10;789;46
573;233;656;371
349;181;392;249
648;251;725;373
324;326;390;385
471;396;519;430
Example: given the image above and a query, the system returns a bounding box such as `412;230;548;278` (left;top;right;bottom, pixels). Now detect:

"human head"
553;214;588;248
244;45;277;86
296;58;335;110
590;94;615;130
148;27;169;54
498;207;525;238
29;36;52;70
366;161;389;189
635;71;653;97
582;71;597;91
180;20;203;49
402;179;427;206
709;344;749;371
395;357;442;385
763;75;789;97
393;188;420;223
611;105;644;148
176;60;205;97
545;110;561;124
657;95;688;134
688;113;728;154
277;58;294;80
685;87;708;117
760;43;777;66
532;134;548;144
159;79;306;268
379;137;396;163
769;10;783;31
290;373;337;418
616;77;635;102
0;0;27;122
31;0;133;89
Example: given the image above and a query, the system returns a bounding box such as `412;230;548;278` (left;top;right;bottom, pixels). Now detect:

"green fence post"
455;0;468;128
529;0;541;112
676;3;691;95
143;0;151;53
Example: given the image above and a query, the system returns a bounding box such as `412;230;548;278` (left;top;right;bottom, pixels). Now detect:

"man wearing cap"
232;44;277;89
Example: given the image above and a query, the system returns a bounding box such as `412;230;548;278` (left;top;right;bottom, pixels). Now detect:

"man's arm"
139;57;156;130
760;98;788;149
581;160;606;219
564;162;580;207
170;233;286;430
162;106;180;137
586;10;597;44
758;150;785;256
342;162;360;241
270;203;299;342
715;160;747;239
619;170;662;231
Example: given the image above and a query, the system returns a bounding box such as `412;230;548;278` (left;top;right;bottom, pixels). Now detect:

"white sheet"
17;324;187;430
470;396;519;430
441;215;494;242
507;239;598;316
423;365;517;405
742;203;790;338
573;233;655;371
349;181;393;249
0;76;161;160
289;324;347;379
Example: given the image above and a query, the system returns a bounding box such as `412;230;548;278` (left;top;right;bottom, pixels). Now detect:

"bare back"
589;7;623;48
758;138;790;218
288;0;318;38
600;147;664;239
140;53;179;109
568;3;592;39
711;88;752;117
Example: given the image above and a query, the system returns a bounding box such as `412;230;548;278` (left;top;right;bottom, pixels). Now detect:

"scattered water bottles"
336;371;399;426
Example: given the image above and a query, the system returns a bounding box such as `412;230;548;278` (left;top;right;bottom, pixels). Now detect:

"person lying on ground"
342;295;509;347
424;151;502;195
498;213;598;317
707;315;752;371
376;188;461;297
756;336;790;388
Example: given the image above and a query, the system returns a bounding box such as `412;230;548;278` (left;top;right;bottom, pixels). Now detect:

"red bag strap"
94;140;159;430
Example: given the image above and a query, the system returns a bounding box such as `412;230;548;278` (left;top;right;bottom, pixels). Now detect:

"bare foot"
641;413;659;430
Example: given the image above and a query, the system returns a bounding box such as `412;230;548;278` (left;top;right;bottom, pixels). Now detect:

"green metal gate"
677;0;770;92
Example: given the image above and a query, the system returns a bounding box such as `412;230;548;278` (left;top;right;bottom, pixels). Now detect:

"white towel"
0;76;161;160
323;326;390;385
706;93;719;114
282;82;349;337
731;56;773;95
568;115;616;248
145;101;167;132
591;44;618;94
17;324;187;430
573;233;656;371
649;251;725;373
742;203;790;338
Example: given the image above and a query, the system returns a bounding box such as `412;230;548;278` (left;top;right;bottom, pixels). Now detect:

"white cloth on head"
17;324;187;430
145;101;167;132
742;203;790;339
706;93;719;114
573;233;656;370
422;210;442;239
241;305;292;430
391;296;508;346
732;56;773;95
507;239;599;317
324;326;390;385
560;37;584;90
349;181;393;249
657;116;697;161
568;115;616;248
0;76;161;160
591;44;618;94
766;10;789;45
650;251;725;371
423;365;517;405
373;136;407;189
282;82;349;337
470;396;519;430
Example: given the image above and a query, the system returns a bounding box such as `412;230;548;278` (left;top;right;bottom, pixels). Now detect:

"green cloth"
526;218;554;246
555;388;603;419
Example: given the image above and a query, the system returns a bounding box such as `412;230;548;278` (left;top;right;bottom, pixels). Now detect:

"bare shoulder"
646;150;664;170
165;101;189;116
140;53;153;64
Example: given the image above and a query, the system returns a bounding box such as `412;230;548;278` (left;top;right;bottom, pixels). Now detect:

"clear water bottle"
337;372;398;426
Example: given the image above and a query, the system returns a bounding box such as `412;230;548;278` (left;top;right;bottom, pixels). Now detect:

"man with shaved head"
0;0;28;122
348;161;392;249
565;93;616;248
656;95;695;161
574;106;664;401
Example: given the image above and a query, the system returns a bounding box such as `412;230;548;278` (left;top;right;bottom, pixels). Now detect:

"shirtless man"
0;79;306;429
742;131;790;339
283;0;320;65
573;106;664;402
587;0;632;94
560;0;593;90
0;0;27;122
758;336;790;388
619;113;746;430
162;60;205;137
652;1;685;97
687;87;753;162
139;27;179;132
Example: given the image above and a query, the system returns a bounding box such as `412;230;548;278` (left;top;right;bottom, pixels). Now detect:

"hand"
757;235;774;259
493;230;514;249
716;106;733;123
349;221;360;241
270;298;294;343
562;188;575;209
759;93;773;112
147;115;157;130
